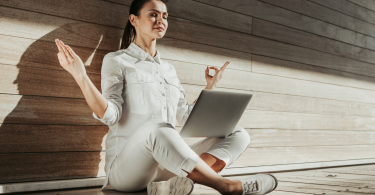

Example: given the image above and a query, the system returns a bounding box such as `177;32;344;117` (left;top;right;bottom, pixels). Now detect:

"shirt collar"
126;42;161;65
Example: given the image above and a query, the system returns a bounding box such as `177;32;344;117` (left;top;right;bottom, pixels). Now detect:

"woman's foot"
219;174;278;195
147;176;194;195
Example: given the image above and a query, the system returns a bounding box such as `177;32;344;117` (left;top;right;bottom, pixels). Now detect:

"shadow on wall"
0;23;117;183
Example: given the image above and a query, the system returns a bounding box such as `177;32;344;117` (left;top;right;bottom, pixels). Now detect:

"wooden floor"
17;164;375;195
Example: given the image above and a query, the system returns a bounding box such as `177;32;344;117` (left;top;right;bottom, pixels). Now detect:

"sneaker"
239;173;278;195
147;176;194;195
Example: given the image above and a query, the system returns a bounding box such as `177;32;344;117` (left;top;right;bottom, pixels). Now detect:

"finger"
209;67;219;70
220;61;230;71
65;45;77;59
55;39;63;52
58;42;69;60
59;40;74;60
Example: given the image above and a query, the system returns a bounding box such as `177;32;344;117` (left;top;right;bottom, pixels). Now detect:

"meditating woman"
54;0;277;194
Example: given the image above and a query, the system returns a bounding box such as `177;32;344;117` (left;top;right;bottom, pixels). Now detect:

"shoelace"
243;181;258;192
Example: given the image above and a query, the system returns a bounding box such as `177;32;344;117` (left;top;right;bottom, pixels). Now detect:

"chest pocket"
125;70;156;114
164;77;181;107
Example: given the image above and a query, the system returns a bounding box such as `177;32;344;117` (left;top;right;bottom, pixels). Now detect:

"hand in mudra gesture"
55;39;86;80
205;61;230;89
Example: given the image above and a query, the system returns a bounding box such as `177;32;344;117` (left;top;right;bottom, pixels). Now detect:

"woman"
54;0;277;194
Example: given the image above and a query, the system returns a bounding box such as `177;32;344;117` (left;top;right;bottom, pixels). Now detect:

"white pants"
109;118;250;192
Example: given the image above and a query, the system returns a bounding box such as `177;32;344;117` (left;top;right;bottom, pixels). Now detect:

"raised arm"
55;39;122;125
176;61;230;126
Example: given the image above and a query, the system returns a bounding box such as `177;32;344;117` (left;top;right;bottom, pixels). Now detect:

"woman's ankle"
218;179;243;195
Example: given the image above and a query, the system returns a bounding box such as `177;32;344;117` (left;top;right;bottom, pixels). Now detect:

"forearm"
75;74;108;119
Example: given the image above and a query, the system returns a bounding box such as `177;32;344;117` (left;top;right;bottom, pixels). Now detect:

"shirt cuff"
92;100;115;123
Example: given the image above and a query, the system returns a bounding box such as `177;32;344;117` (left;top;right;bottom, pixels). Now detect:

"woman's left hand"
205;61;230;90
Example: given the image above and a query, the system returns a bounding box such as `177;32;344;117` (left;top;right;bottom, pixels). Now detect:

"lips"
155;27;164;31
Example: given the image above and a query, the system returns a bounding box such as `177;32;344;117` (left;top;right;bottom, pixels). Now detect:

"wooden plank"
0;6;122;51
275;181;370;194
319;169;375;176
0;94;103;125
277;176;375;189
179;128;375;148
309;0;375;25
0;64;101;98
272;170;375;181
181;85;375;119
226;174;367;195
0;124;107;153
245;129;375;147
0;0;126;28
262;0;375;38
251;54;375;91
0;152;105;183
163;17;375;78
252;18;375;65
0;35;106;74
195;0;375;51
277;177;375;192
309;164;375;172
2;147;375;184
233;145;375;166
171;60;375;105
347;0;375;13
0;178;106;194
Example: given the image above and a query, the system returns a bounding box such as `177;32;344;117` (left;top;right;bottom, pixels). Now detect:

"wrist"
74;73;89;86
205;86;215;90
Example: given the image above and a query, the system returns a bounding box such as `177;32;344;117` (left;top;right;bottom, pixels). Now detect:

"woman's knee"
151;122;179;141
233;125;251;148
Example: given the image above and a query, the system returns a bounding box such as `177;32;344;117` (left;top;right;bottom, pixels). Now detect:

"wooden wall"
1;0;375;184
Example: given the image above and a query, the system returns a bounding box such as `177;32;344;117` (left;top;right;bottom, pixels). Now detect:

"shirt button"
156;71;159;73
160;82;162;84
162;93;165;96
164;107;166;109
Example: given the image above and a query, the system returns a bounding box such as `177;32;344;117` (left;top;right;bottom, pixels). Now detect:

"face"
130;0;168;40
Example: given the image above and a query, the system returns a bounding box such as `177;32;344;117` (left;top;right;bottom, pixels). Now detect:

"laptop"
179;90;252;138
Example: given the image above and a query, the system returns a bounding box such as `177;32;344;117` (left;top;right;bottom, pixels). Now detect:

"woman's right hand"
55;39;87;80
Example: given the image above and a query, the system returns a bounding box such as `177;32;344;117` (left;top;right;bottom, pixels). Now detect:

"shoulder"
102;50;139;68
103;50;126;63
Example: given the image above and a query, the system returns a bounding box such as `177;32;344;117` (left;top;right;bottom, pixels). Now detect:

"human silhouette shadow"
0;23;113;183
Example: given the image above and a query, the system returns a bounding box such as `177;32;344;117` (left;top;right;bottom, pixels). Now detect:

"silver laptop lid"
179;90;252;138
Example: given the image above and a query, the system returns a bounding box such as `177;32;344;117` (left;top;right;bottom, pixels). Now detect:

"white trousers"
109;118;250;192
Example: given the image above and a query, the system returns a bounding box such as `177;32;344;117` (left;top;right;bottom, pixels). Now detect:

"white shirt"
92;42;196;189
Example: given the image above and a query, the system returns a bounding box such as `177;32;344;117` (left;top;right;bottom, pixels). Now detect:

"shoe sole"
147;176;194;195
264;173;278;194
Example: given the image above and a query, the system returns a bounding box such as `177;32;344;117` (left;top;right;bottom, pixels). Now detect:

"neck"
134;36;157;58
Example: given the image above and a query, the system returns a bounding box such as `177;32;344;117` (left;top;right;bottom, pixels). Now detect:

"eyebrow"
148;9;168;14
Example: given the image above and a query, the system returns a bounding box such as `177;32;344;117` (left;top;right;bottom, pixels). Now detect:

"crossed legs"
108;119;249;194
183;152;243;195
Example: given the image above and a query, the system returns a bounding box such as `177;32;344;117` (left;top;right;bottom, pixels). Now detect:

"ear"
129;14;138;27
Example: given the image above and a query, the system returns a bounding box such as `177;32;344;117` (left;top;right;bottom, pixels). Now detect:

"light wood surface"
262;0;375;38
12;163;375;195
1;0;375;186
309;0;375;25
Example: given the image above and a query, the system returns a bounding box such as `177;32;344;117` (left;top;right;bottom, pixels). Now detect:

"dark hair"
120;0;168;50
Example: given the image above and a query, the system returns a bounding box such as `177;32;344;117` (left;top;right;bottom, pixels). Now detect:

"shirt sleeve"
92;53;124;126
175;78;196;127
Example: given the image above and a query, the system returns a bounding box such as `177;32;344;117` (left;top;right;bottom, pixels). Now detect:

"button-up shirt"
92;42;196;189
